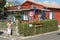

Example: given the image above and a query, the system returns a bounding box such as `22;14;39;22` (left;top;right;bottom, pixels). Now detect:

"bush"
18;20;58;36
42;20;58;33
18;22;34;36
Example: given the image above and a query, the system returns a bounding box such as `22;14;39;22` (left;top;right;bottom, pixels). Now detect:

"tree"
0;0;6;8
0;0;6;12
0;0;6;19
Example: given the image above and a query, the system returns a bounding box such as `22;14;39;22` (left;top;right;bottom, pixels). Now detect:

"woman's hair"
8;20;11;23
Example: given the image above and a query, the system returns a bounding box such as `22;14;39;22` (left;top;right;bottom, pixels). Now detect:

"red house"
7;1;60;25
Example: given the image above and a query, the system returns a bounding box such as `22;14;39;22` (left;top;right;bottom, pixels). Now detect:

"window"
38;11;45;20
24;12;28;20
21;11;28;20
49;12;54;19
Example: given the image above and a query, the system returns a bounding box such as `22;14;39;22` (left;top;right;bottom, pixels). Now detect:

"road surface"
24;31;60;40
0;31;60;40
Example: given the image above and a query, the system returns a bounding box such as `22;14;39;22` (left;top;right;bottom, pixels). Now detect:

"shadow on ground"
57;33;60;35
0;31;3;35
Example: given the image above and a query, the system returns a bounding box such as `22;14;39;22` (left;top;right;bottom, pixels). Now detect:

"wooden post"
15;20;19;36
34;25;36;35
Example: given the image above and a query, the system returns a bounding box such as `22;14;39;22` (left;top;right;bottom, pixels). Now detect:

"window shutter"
21;14;24;20
52;12;54;19
42;11;45;20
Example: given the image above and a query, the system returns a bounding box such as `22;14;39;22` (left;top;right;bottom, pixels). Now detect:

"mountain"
6;0;20;6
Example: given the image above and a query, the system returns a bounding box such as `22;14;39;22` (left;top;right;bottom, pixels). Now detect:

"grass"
0;21;7;28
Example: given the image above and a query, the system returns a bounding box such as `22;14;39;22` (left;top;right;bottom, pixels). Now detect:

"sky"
6;0;60;5
18;0;60;4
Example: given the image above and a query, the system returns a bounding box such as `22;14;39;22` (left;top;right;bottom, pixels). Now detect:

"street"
24;31;60;40
0;31;60;40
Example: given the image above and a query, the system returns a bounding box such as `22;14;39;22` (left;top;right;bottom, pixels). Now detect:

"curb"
18;30;59;39
0;30;59;40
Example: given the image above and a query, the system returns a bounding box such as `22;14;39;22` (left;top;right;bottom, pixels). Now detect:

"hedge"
42;20;58;33
18;20;58;36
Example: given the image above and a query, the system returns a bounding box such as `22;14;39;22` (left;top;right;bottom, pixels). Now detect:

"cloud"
43;1;49;3
13;0;21;6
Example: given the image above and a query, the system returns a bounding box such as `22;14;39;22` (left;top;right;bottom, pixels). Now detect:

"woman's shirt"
7;23;12;29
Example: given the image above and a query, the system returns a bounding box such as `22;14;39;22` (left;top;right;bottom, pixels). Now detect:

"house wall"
54;9;60;25
20;1;44;22
21;3;31;9
45;11;49;19
35;10;38;22
46;8;60;25
20;1;44;9
7;1;46;22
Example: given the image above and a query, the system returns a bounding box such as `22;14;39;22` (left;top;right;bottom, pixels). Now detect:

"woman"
7;20;12;35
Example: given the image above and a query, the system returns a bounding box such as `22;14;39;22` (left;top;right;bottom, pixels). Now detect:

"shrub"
42;20;58;33
18;20;58;36
18;22;34;36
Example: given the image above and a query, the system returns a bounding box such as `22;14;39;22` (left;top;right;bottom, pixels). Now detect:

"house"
6;1;60;25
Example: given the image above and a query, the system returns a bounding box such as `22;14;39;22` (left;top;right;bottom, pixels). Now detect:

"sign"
28;11;34;16
29;24;33;27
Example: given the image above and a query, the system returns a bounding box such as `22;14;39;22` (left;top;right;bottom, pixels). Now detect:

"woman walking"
7;20;12;36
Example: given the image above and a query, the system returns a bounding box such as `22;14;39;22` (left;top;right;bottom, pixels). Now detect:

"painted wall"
46;8;60;25
34;10;38;22
45;11;49;19
54;9;60;25
20;1;44;9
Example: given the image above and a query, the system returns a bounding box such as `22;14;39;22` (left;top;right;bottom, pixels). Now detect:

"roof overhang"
8;8;50;12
